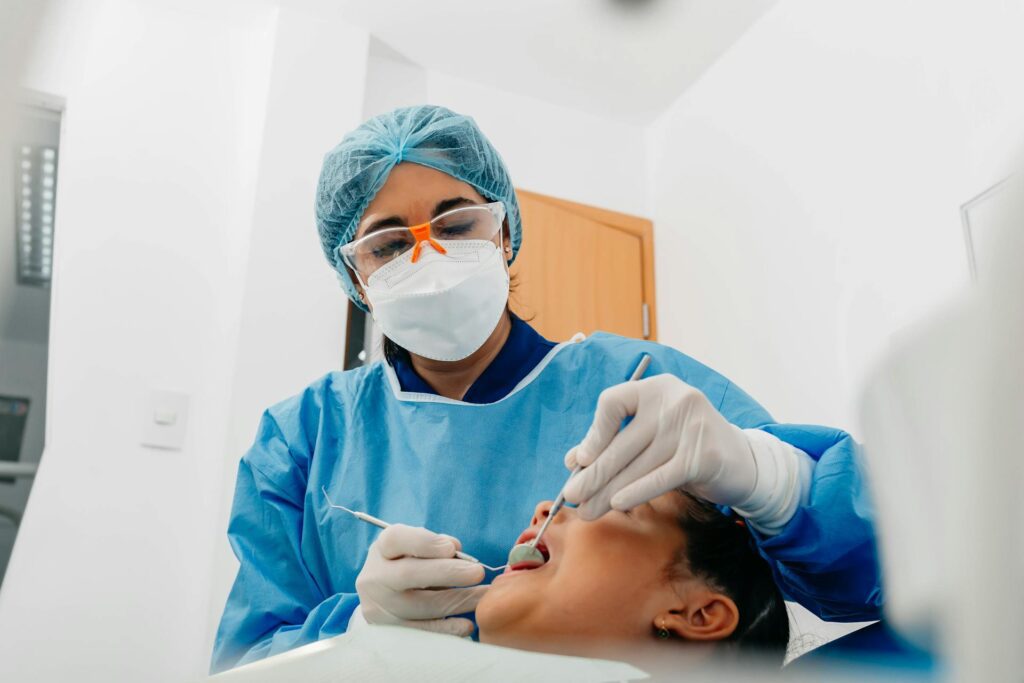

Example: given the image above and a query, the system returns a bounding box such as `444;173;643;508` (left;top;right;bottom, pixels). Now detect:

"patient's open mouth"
502;530;552;575
507;543;550;571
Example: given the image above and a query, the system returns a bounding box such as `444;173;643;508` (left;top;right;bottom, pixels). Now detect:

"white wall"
0;1;279;681
427;70;649;217
647;0;1024;432
206;4;370;657
359;50;650;216
362;38;427;119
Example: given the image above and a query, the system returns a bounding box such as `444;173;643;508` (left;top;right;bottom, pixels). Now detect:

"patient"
476;491;790;667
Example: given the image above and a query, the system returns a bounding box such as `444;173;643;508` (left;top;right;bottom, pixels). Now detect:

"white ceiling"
310;0;778;125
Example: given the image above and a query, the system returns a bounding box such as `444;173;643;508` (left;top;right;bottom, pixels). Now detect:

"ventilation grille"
15;144;57;286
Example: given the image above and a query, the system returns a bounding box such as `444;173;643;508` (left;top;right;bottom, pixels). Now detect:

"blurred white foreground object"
207;624;647;683
860;171;1024;679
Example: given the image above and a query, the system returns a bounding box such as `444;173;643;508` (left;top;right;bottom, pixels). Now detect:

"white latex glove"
354;523;488;637
563;374;811;532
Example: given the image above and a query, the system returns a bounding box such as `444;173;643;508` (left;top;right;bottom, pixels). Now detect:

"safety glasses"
339;201;506;281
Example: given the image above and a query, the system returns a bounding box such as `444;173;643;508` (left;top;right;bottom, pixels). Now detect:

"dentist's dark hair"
667;492;790;665
382;334;410;366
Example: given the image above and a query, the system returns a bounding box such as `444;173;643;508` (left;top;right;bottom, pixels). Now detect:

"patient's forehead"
648;490;689;516
645;491;721;531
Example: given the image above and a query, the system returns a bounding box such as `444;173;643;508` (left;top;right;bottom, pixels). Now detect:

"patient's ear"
656;588;739;642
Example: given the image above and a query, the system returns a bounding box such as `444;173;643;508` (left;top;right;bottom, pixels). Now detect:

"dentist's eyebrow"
433;196;479;217
358;196;478;238
359;214;405;237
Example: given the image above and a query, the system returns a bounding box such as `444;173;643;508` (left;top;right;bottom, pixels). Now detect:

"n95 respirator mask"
363;240;510;362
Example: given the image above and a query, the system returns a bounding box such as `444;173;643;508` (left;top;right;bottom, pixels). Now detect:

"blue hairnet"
315;105;522;310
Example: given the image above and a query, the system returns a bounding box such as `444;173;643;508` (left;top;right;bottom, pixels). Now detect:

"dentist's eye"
370;238;413;261
436;221;474;237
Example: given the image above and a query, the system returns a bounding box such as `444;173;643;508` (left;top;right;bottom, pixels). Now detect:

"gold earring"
657;619;670;639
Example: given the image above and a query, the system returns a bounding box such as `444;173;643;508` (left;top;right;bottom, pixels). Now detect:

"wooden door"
510;190;657;342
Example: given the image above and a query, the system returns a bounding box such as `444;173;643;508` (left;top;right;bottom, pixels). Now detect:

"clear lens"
343;228;415;277
342;202;504;280
431;205;502;241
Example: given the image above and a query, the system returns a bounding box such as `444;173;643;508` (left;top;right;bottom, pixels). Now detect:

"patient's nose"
531;501;554;527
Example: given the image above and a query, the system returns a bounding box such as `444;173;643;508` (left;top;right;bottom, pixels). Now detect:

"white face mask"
363;239;510;362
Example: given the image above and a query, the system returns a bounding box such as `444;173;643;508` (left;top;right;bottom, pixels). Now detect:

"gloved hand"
353;524;488;637
562;374;760;520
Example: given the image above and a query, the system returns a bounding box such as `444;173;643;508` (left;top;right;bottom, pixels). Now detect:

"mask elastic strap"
409;223;448;263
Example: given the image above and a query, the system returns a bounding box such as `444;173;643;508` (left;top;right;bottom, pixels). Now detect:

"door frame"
515;189;657;341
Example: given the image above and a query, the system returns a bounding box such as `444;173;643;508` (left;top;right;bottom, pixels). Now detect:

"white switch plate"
141;390;189;450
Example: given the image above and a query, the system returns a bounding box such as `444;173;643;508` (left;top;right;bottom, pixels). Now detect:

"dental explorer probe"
321;487;508;572
507;354;652;567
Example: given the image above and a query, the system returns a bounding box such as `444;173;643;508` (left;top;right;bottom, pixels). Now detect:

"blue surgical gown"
211;330;882;673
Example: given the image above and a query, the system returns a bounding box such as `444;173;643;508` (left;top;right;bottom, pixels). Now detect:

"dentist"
211;105;881;672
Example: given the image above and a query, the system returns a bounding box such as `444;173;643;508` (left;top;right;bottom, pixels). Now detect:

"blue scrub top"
211;325;882;673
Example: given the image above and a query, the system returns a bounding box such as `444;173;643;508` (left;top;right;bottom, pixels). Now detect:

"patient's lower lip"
510;561;543;571
500;560;547;576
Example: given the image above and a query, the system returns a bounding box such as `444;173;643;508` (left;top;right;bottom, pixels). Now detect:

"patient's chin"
478;620;558;652
475;591;517;640
476;584;546;645
477;597;598;654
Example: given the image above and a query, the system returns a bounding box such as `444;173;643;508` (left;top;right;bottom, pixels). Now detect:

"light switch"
153;411;177;426
142;390;189;450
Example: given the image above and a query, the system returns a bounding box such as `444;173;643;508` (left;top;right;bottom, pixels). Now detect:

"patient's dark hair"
667;492;790;665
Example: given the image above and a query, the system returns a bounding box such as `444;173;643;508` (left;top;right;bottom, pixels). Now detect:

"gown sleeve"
209;410;359;674
716;380;884;622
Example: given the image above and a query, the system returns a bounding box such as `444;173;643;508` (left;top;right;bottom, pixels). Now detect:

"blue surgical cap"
315;105;522;310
